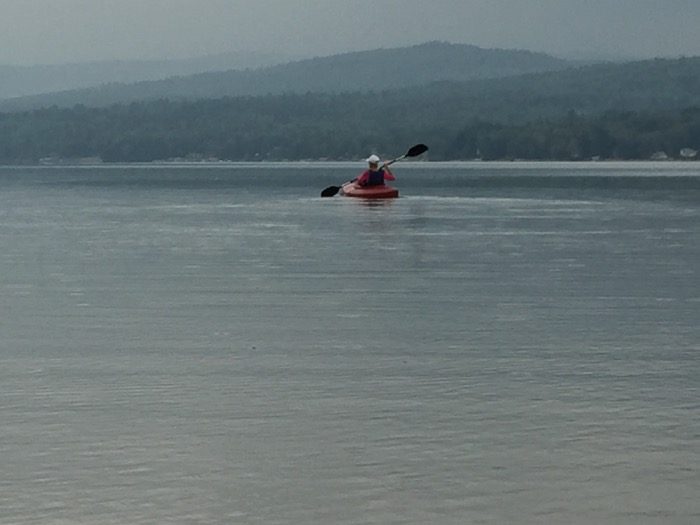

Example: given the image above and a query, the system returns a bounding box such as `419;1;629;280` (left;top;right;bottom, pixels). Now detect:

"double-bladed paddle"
321;143;428;197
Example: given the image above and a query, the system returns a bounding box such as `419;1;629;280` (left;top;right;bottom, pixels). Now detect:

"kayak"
320;144;427;199
341;181;399;199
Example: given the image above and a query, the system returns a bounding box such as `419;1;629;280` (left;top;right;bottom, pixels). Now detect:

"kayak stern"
341;182;398;199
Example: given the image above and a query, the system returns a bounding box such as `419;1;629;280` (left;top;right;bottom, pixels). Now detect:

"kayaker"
356;154;396;187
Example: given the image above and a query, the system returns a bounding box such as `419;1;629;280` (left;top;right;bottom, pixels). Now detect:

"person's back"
356;154;395;187
361;168;386;186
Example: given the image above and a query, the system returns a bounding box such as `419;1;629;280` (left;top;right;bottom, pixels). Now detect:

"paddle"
320;143;428;197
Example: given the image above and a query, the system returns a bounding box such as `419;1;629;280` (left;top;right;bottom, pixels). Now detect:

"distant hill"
0;42;572;111
0;51;297;100
400;56;700;123
2;54;699;163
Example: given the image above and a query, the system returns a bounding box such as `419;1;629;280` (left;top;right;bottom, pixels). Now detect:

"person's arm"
356;170;369;186
383;165;396;181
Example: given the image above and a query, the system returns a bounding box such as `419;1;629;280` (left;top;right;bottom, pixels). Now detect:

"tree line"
0;95;698;164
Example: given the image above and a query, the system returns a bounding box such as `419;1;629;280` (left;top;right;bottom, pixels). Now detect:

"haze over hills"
0;50;298;100
1;39;699;163
0;42;572;111
1;51;699;163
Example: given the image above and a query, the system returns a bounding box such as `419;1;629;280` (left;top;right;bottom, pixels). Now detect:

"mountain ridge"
1;54;699;163
0;50;298;100
0;42;572;111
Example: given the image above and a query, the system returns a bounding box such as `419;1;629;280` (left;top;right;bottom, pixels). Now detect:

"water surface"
0;163;698;524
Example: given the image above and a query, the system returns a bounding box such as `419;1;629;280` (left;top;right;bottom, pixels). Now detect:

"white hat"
366;154;381;164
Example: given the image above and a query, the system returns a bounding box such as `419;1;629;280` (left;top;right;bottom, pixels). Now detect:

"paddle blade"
321;185;341;197
405;144;428;158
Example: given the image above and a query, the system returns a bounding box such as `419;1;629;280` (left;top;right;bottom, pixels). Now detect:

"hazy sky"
1;0;700;65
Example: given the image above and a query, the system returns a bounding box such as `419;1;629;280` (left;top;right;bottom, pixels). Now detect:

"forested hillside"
1;53;699;163
1;98;698;163
0;42;571;111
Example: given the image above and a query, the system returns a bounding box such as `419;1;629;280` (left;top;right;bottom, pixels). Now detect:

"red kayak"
320;144;427;199
341;181;399;199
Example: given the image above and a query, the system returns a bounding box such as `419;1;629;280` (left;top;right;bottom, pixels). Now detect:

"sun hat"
366;154;381;164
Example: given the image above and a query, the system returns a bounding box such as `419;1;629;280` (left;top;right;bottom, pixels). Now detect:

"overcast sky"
1;0;699;65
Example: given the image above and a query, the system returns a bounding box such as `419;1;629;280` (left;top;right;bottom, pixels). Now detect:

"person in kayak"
356;154;396;187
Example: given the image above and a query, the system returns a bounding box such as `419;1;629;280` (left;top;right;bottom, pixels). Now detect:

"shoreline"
1;159;699;170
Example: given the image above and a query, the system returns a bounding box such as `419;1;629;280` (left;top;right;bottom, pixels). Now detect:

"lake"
0;162;698;524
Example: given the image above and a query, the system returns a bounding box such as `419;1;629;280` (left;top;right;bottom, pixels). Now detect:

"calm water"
0;162;698;524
